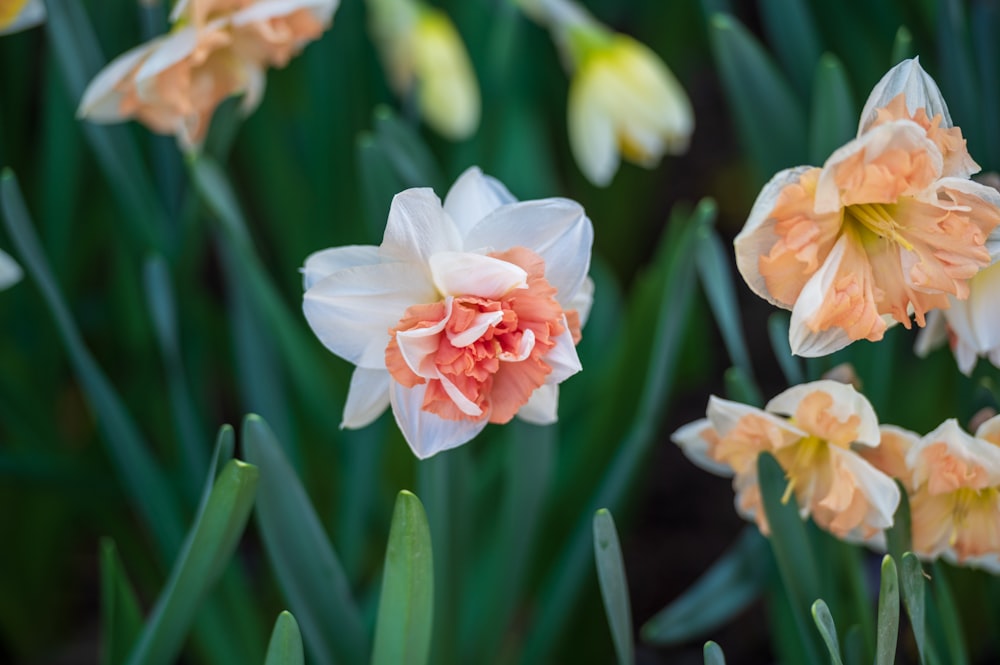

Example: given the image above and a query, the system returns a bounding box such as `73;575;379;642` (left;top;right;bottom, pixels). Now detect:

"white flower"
0;248;22;290
0;0;45;36
302;167;594;458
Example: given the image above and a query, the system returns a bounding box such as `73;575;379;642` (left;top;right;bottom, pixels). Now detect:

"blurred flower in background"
673;380;900;543
0;0;44;35
0;248;22;289
519;0;693;186
302;167;593;459
77;0;338;149
735;58;1000;357
368;0;480;140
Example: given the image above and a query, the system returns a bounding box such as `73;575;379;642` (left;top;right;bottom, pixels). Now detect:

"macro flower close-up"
672;380;900;542
735;57;1000;357
77;0;338;148
302;167;593;459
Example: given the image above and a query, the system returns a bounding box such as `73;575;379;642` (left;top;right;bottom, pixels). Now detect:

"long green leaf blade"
593;509;634;665
899;553;927;665
264;612;304;665
100;539;143;665
372;491;434;665
809;53;856;165
876;555;900;665
811;599;844;665
704;641;727;665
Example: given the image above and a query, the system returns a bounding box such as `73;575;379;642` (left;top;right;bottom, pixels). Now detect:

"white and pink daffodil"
302;167;594;459
673;380;900;543
736;57;1000;357
0;0;44;35
77;0;338;148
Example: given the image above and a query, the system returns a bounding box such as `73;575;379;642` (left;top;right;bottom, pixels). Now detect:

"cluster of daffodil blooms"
675;58;1000;573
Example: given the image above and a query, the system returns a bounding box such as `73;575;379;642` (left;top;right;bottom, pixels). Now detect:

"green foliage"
592;509;634;665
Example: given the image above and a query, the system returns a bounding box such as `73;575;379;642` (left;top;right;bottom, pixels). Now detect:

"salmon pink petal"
380;188;463;267
765;380;880;446
437;374;484;417
671;418;734;477
448;309;506;348
390;382;489;458
395;297;452;378
303;261;435;369
498;328;535;362
443;166;516;237
341;368;391;428
301;245;380;289
429;251;528;299
858;57;952;136
464;199;593;305
516;384;559;425
706;395;806;440
820;445;901;537
77;41;156;121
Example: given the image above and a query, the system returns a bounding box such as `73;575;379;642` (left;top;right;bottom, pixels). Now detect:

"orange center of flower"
385;247;581;424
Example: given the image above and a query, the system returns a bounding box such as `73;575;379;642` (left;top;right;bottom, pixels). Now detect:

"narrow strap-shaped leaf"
890;26;913;64
724;366;763;407
929;562;968;665
971;2;1000;167
100;539;143;665
356;132;408;242
593;509;634;665
241;414;369;665
936;0;981;149
885;484;911;567
373;106;446;191
767;313;804;386
812;599;844;665
703;641;726;665
808;53;855;165
642;527;766;645
757;0;822;96
899;553;927;665
126;459;259;665
875;555;900;665
372;491;434;665
264;612;304;665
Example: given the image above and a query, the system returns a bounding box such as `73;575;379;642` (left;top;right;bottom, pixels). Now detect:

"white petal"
240;65;267;116
0;0;45;35
442;166;516;238
974;413;1000;445
341;367;391;428
858;57;952;135
498;327;534;362
463;198;593;306
706;395;806;441
135;26;200;83
303;261;435;369
542;320;582;383
0;248;23;290
787;236;855;357
429;251;527;299
914;309;948;358
78;41;155;121
301;245;380;290
567;275;595;326
389;382;488;458
169;0;190;23
436;373;483;417
232;0;338;25
734;166;814;308
396;298;452;379
379;188;463;268
449;310;505;348
567;71;619;186
766;380;880;447
827;446;901;530
671;418;734;477
516;383;559;425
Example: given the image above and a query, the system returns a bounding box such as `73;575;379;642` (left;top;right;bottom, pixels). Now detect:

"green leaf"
936;0;981;151
703;640;727;665
768;312;804;385
812;599;844;665
372;491;434;665
356;132;407;241
890;26;913;64
809;54;856;165
100;539;143;665
708;13;807;182
241;414;369;665
757;0;822;96
885;484;911;566
264;612;304;665
899;553;927;665
875;556;900;665
373;106;445;191
930;562;968;665
592;509;634;665
642;527;767;645
126;459;259;665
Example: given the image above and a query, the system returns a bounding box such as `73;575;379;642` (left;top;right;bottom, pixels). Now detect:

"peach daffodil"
736;58;1000;356
302;167;594;459
673;380;900;542
77;0;338;148
0;0;44;35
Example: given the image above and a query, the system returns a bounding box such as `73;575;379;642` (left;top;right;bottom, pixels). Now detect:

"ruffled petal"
341;367;391;428
390;382;488;458
301;245;380;290
380;188;463;268
516;384;559;425
442;166;517;238
429;251;528;299
858;57;952;136
765;380;880;447
303;261;435;369
395;298;451;379
671;418;734;477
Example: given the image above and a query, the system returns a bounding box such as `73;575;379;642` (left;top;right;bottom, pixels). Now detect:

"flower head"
673;380;900;542
368;0;479;140
302;167;593;458
735;58;1000;356
0;0;44;36
77;0;337;148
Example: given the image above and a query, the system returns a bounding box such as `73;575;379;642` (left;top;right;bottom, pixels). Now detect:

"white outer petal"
301;245;380;290
542;319;582;383
908;419;1000;487
429;251;527;299
240;64;267;116
568;71;618;187
765;380;881;447
77;41;155;121
442;166;516;238
134;25;201;84
390;382;488;459
516;383;559;425
914;309;948;359
341;367;391;428
858;57;952;135
0;248;22;290
706;395;807;441
0;0;45;35
302;261;435;369
974;413;1000;445
734;166;813;307
568;275;594;327
231;0;339;26
379;188;463;269
463;198;593;307
787;235;855;357
671;418;734;477
826;446;901;531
